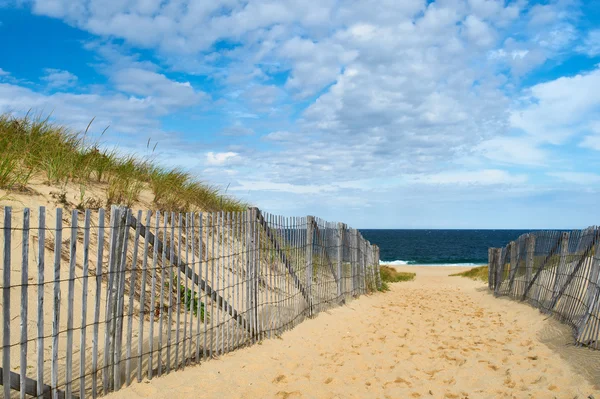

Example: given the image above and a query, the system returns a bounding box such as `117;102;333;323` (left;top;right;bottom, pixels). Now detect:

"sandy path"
106;266;598;399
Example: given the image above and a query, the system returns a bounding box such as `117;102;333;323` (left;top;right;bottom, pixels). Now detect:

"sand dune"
106;266;599;399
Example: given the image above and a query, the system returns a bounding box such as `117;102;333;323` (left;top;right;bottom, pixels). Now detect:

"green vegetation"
179;282;207;320
0;113;247;212
450;265;488;282
379;265;415;291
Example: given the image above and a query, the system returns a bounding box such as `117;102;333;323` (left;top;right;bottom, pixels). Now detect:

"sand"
105;266;599;399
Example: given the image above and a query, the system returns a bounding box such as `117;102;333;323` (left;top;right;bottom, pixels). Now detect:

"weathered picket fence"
0;206;381;398
488;226;600;349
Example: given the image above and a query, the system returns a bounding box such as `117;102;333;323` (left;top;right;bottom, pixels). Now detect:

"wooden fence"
488;226;600;349
0;206;381;398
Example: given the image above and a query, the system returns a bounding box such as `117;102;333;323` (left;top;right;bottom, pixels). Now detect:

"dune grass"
378;265;415;291
450;265;489;282
0;114;247;212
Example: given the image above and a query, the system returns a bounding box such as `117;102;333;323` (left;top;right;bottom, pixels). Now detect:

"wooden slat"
165;212;175;373
2;207;11;399
137;210;152;383
125;210;142;386
174;213;182;370
220;211;225;354
306;216;314;317
128;214;252;335
312;220;339;286
210;212;216;356
0;367;78;399
65;209;77;397
103;206;120;393
51;208;62;399
255;209;311;306
113;209;131;390
157;212;167;377
228;212;233;351
20;208;29;399
91;208;105;399
196;212;203;363
337;223;343;299
203;213;208;360
549;232;599;311
37;206;46;398
182;213;189;368
148;211;160;380
79;210;91;398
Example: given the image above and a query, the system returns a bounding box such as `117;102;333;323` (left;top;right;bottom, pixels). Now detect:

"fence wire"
489;226;600;349
0;206;381;398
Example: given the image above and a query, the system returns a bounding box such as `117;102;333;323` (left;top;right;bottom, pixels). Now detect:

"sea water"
359;229;533;266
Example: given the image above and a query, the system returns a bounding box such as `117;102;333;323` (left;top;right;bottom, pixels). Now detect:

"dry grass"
450;265;489;282
0;113;247;212
378;265;415;291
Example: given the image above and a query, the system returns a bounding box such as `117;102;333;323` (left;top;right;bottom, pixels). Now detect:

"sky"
0;0;599;229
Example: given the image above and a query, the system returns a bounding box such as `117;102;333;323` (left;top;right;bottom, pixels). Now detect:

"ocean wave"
379;260;481;267
379;260;410;265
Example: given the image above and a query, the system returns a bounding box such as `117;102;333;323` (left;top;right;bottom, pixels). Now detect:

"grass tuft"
450;265;488;282
0;113;248;212
380;265;416;284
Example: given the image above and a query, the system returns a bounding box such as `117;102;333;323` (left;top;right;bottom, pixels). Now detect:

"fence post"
508;241;518;295
577;229;600;341
353;230;360;295
337;222;344;301
247;208;258;339
373;245;381;290
306;216;314;316
551;232;570;306
361;236;369;294
109;207;127;391
488;248;495;290
576;231;600;338
494;247;503;295
525;234;536;294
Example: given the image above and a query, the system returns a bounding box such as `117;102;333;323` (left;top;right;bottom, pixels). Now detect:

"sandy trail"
106;266;599;399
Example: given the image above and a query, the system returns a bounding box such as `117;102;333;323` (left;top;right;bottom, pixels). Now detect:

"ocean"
358;229;533;266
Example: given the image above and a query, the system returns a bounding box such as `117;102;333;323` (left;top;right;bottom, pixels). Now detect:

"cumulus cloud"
0;68;9;76
407;169;528;185
111;67;204;109
41;68;78;88
510;67;600;145
205;151;240;166
1;0;597;226
577;29;600;57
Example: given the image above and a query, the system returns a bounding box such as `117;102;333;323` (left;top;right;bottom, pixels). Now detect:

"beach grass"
380;266;415;284
450;265;489;282
0;113;247;212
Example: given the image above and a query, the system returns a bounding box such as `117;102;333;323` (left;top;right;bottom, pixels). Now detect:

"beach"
105;266;599;399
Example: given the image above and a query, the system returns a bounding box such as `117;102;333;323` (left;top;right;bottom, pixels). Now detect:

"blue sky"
0;0;599;229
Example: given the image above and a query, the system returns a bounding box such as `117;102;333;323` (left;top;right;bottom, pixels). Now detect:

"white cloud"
548;172;600;185
232;180;337;195
0;68;9;76
111;68;204;108
475;136;548;166
577;29;600;57
3;0;596;227
41;68;78;88
205;151;240;166
407;169;528;186
510;67;600;145
463;15;495;47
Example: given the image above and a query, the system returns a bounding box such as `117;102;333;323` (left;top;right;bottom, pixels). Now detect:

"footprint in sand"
324;377;333;384
276;391;302;399
273;374;288;384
